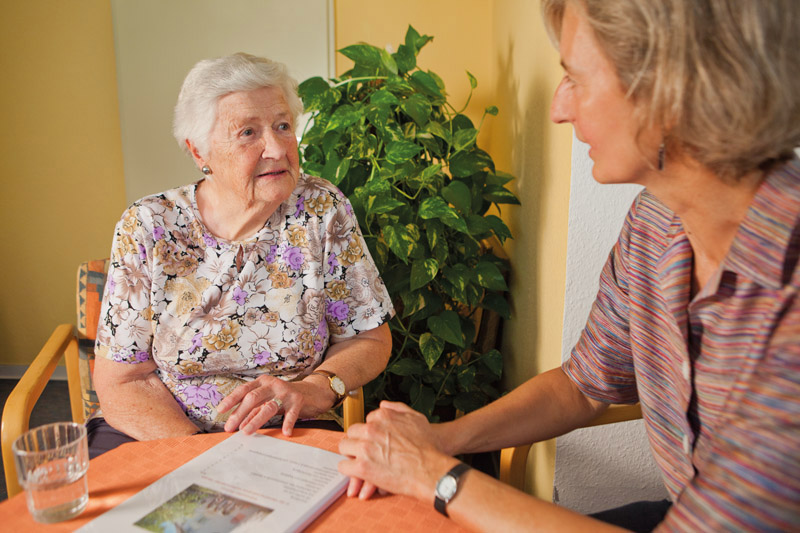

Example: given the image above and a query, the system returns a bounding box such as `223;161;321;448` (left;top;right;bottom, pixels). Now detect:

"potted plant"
298;25;520;421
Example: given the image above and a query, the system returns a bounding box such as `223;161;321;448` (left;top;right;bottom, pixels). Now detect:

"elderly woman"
338;1;799;531
91;53;393;456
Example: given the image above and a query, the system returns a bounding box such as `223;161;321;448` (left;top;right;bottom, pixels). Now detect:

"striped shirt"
563;157;800;531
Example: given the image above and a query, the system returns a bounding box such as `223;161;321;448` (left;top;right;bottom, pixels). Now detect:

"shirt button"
682;360;691;380
683;434;691;455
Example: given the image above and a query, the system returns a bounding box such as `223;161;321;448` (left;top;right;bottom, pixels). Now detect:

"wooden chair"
1;260;365;498
498;403;643;490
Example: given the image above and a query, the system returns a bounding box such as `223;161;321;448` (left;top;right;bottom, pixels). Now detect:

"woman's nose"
261;131;287;159
550;78;572;124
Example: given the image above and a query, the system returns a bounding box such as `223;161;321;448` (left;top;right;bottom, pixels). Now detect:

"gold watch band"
311;370;346;407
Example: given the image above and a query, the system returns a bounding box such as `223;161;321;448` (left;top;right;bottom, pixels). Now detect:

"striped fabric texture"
564;157;800;531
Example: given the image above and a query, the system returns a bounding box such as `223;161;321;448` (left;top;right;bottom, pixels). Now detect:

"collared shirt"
564;158;800;531
96;174;394;430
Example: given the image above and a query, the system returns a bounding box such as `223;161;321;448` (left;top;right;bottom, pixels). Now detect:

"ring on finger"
268;397;283;410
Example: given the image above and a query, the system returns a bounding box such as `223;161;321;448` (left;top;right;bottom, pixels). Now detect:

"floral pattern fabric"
96;174;394;430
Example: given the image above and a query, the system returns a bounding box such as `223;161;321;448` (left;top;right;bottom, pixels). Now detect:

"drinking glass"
12;421;89;523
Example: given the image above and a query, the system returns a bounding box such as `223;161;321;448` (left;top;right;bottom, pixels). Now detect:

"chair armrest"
499;443;533;490
342;387;365;431
497;404;642;491
1;324;77;498
585;403;642;427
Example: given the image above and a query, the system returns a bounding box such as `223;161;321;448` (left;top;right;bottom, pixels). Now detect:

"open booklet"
78;432;349;533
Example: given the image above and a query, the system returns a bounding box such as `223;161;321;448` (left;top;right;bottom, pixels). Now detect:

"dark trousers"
86;417;343;460
590;499;672;532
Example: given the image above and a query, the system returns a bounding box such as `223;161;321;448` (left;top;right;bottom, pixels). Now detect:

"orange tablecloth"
0;428;467;532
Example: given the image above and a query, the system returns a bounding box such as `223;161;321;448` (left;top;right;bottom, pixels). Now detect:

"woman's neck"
195;179;276;242
646;159;764;292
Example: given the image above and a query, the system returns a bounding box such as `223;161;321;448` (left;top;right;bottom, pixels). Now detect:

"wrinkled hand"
217;375;330;436
338;401;456;501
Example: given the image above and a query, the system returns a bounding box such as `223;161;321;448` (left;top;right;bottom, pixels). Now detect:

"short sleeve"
322;195;394;342
95;206;154;364
562;198;639;404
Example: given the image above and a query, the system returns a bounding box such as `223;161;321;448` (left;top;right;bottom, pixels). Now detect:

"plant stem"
332;76;388;88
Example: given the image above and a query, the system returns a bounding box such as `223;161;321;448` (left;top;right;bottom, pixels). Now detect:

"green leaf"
332;157;351;186
401;93;432;126
382;223;414;263
450;150;492;177
410;71;444;100
485;105;499;116
465;214;492;236
424;219;448;264
441;181;472;213
379;48;398;74
424;121;451;143
474;260;508;290
484;214;513;243
385;140;422;164
388;357;425;376
411;384;436;418
298;77;340;112
339;44;382;69
427;310;464;347
457;365;477;389
393;44;416;73
453;128;478;152
419;163;442;184
405;25;433;53
419;197;468;233
482;349;503;378
410;257;439;290
368;194;406;215
370;89;399;106
454;391;485;414
486;170;515;186
483;185;521;205
325;104;361;132
419;332;445;369
442;263;473;295
466;70;478;89
480;291;511;320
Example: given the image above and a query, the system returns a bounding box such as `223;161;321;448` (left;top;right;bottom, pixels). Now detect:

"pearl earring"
201;165;212;175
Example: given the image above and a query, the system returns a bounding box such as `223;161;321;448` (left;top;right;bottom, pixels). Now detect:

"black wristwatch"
434;462;471;517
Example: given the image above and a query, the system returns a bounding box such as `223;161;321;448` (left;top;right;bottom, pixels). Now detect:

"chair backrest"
75;259;108;422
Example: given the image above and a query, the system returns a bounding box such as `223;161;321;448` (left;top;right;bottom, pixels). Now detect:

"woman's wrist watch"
434;462;471;516
311;369;347;407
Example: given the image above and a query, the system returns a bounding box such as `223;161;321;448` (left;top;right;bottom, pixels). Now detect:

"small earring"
201;165;212;175
657;143;665;171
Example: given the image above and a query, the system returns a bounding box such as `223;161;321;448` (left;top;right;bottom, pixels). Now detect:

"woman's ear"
186;139;205;169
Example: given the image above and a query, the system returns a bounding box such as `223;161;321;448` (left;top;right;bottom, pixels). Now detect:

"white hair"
173;52;303;158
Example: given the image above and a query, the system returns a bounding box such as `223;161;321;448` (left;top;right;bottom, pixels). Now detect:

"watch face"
436;475;458;500
331;376;346;395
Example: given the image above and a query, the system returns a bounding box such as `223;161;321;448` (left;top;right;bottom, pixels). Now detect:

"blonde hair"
173;53;303;158
542;0;800;179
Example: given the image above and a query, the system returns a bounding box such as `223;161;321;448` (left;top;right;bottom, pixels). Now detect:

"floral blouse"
95;174;394;430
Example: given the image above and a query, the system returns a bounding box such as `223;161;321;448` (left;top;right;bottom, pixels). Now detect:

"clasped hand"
338;401;456;501
217;374;331;436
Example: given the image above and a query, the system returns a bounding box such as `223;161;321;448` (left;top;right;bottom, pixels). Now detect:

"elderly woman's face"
550;2;660;185
204;86;300;209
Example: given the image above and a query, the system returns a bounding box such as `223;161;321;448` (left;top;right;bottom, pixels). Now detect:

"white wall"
553;136;668;513
110;0;333;205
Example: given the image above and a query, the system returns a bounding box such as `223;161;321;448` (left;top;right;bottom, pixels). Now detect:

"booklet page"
78;432;348;533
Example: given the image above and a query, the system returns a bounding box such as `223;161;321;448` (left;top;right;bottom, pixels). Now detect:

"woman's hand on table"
338;401;455;501
218;374;334;436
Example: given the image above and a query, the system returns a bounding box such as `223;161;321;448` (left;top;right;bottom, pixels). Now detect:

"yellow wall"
335;0;572;498
0;1;126;366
